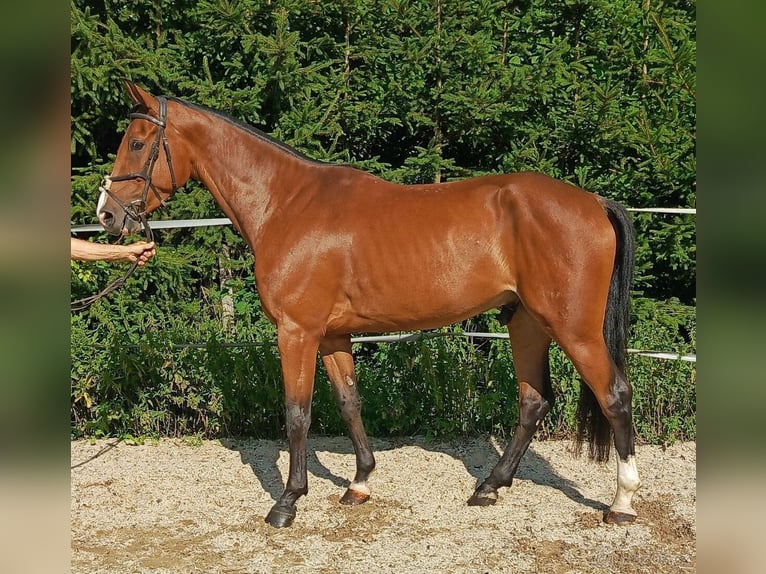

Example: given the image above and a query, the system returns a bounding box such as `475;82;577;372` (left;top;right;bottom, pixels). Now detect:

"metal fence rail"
349;331;696;362
71;208;696;363
70;207;696;234
114;331;696;363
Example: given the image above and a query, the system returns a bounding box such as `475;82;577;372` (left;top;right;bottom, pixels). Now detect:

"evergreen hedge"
71;0;696;443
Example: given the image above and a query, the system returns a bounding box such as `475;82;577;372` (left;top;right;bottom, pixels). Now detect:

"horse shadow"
221;435;606;512
220;437;352;501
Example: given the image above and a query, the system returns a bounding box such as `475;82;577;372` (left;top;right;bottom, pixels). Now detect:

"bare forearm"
71;238;127;261
71;238;156;265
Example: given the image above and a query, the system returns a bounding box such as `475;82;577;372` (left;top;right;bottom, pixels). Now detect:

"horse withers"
96;81;640;528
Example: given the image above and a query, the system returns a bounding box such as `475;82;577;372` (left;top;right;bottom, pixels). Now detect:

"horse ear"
123;80;158;114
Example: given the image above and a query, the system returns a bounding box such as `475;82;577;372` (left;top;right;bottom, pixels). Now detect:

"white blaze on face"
96;177;111;221
610;454;641;515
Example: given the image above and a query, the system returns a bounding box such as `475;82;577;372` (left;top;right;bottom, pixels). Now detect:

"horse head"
96;81;192;236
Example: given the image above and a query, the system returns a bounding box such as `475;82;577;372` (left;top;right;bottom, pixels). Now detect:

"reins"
70;218;154;312
71;96;175;312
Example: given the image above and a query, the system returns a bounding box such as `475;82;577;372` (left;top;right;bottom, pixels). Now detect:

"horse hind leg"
320;336;376;505
601;364;641;524
469;306;553;506
558;333;641;524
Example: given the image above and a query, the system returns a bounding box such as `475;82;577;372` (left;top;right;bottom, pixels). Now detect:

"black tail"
575;199;636;462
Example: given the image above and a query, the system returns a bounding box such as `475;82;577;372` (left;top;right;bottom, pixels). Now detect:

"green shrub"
70;0;695;444
71;296;695;444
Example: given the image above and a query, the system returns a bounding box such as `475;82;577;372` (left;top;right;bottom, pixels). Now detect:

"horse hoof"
604;510;637;525
340;489;370;506
264;504;296;528
467;492;497;507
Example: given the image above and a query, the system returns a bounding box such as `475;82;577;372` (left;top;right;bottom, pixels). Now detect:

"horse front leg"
320;336;376;505
264;325;319;528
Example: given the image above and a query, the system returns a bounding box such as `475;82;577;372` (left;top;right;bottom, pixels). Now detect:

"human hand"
124;241;156;265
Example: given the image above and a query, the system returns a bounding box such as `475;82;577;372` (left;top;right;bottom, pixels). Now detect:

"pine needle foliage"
71;0;695;442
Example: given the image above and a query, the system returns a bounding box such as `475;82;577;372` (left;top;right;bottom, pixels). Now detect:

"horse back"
254;170;615;333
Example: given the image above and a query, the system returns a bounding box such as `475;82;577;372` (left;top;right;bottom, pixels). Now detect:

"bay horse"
96;81;640;528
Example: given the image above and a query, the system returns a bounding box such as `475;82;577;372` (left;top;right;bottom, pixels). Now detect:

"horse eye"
129;140;145;151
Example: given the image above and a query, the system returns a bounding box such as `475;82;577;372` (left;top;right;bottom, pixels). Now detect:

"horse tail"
575;199;636;462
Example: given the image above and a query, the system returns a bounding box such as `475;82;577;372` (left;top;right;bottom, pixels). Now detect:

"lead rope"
71;97;174;312
70;216;154;312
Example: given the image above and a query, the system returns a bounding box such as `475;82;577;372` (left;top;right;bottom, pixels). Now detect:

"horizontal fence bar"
627;207;696;214
349;331;697;362
71;211;696;363
627;350;697;362
116;330;695;362
70;207;695;233
71;218;234;233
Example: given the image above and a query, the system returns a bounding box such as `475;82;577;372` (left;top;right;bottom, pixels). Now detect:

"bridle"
71;96;178;312
99;95;178;227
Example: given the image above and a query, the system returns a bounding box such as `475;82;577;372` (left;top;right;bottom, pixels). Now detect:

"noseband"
99;95;179;228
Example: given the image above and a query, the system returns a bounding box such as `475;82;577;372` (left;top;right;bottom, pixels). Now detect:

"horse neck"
180;106;316;242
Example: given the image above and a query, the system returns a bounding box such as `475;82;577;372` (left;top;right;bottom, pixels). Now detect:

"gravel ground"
71;437;696;573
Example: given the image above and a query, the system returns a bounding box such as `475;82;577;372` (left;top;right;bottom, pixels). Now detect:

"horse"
96;81;640;529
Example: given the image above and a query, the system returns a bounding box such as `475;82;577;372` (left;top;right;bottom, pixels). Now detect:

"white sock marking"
349;481;370;496
610;454;641;515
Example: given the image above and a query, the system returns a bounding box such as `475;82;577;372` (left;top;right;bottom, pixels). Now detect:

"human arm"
71;238;156;265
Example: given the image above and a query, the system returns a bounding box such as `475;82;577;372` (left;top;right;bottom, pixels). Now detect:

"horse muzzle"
96;178;144;236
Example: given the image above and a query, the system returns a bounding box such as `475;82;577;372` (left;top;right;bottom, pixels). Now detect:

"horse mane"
167;96;337;166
